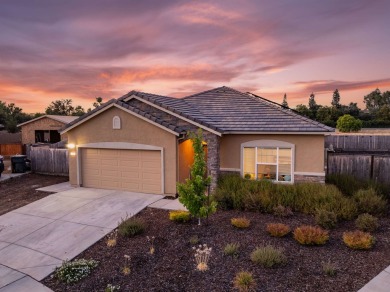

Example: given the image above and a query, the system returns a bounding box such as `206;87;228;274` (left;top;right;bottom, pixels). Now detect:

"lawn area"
42;207;390;292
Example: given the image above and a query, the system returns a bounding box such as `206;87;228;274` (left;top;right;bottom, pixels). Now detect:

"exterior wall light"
67;143;76;149
70;151;76;156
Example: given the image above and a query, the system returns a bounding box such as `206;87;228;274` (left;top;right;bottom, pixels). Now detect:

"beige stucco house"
18;115;78;145
61;87;334;196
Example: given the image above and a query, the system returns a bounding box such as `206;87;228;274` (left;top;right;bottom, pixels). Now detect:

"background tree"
45;99;85;116
281;93;288;108
308;93;319;119
177;129;217;225
363;89;386;113
336;114;363;132
331;89;341;108
0;100;33;132
295;104;311;118
93;97;103;108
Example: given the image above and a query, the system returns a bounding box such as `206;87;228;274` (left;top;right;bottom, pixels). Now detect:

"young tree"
45;99;85;116
177;129;217;225
331;89;341;108
281;93;288;108
336;114;362;132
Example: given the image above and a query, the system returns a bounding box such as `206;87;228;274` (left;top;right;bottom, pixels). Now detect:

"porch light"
70;151;76;156
67;143;76;149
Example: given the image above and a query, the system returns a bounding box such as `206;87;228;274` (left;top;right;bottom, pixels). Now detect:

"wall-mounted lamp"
70;151;76;156
67;143;76;149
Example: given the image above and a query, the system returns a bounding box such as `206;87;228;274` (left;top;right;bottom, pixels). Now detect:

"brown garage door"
81;148;162;194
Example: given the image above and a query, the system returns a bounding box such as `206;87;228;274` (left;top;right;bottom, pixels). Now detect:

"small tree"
336;114;362;132
177;129;217;225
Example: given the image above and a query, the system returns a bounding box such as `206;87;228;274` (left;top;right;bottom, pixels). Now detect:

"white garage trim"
76;142;164;194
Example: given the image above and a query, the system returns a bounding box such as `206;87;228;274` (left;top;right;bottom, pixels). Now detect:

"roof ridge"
247;92;334;131
182;86;228;99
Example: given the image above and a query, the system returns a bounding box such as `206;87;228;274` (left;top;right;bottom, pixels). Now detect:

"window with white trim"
242;140;294;183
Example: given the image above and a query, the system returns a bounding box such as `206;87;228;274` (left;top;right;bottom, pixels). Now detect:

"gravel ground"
0;173;69;215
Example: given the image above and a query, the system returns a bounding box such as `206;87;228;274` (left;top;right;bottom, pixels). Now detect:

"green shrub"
293;225;329;245
266;223;291;237
315;209;337;229
336;114;362;132
169;210;191;223
215;174;358;220
343;230;375;250
273;205;293;217
233;271;256;292
189;235;199;245
55;259;98;283
118;216;145;237
326;174;390;198
223;243;240;257
353;188;387;216
326;174;366;197
355;213;379;232
250;245;287;268
322;260;337;276
231;217;251;228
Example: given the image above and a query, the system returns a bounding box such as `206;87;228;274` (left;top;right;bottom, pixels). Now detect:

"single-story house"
18;115;78;145
61;86;334;196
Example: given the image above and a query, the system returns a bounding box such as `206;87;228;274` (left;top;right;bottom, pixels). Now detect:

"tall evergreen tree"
331;89;341;108
281;93;288;108
308;93;319;119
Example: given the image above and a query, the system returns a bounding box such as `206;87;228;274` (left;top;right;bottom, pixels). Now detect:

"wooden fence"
327;153;390;184
30;147;69;176
325;135;390;152
0;144;23;156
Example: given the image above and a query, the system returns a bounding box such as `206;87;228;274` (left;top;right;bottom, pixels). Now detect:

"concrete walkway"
0;172;27;183
358;266;390;291
0;185;163;291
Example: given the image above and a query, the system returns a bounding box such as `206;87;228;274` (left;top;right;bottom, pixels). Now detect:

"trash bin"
11;155;27;173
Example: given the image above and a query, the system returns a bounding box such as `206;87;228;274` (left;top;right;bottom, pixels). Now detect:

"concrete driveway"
0;187;163;290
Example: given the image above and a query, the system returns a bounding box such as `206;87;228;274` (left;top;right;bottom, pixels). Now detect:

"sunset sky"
1;0;390;113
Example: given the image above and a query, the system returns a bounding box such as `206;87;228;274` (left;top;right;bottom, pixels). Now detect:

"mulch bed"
0;173;69;215
43;208;390;292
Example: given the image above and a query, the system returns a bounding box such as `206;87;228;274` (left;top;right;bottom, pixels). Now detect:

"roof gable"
17;115;78;127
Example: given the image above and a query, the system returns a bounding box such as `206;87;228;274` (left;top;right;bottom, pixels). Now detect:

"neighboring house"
18;115;78;145
61;86;334;196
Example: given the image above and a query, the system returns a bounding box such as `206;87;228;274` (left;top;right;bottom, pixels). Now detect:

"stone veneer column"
203;132;220;193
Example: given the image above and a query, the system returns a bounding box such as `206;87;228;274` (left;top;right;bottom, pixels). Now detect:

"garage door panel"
121;171;140;178
101;180;121;188
100;159;119;166
81;148;162;194
101;170;120;177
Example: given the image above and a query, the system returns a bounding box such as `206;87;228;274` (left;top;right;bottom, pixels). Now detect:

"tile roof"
62;86;334;134
130;86;334;133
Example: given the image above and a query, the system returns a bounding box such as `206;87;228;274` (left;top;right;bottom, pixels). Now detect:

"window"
113;116;121;129
241;140;294;183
